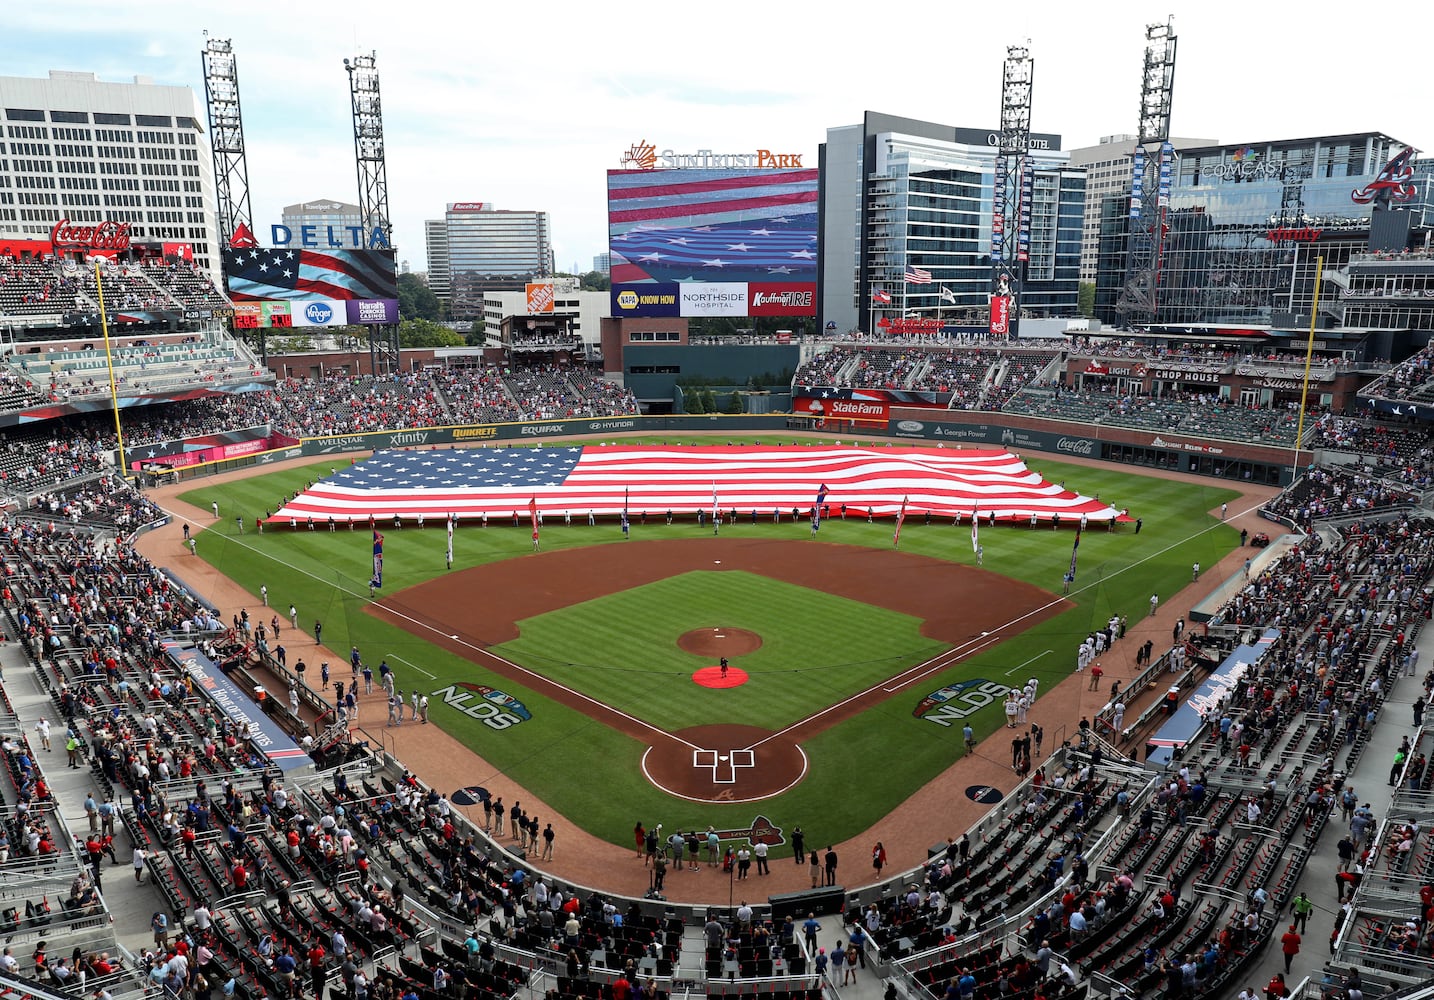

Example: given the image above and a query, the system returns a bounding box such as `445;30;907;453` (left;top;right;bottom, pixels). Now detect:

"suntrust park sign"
620;140;804;170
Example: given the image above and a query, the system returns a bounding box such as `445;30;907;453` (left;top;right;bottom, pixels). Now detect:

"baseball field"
178;434;1240;849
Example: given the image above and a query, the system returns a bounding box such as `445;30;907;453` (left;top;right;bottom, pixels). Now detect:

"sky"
6;2;1432;274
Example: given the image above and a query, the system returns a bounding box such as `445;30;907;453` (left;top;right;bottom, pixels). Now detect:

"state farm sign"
51;219;132;253
826;400;888;420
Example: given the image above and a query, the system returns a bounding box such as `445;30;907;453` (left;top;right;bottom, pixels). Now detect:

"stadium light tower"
202;35;255;246
1118;17;1179;324
989;43;1033;340
344;52;392;245
345;52;397;375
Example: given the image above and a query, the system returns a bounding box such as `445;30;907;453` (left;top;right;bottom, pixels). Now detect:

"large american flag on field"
221;247;398;301
608;167;817;284
265;446;1121;523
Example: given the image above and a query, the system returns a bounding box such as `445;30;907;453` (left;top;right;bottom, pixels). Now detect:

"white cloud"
4;0;1432;272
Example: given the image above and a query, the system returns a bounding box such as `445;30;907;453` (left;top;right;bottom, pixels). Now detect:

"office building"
280;198;364;235
1066;134;1215;283
819;111;1085;335
1093;132;1433;329
592;252;611;276
0;69;222;278
423;202;553;320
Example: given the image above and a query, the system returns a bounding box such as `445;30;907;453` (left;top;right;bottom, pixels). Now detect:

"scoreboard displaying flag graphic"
221;247;399;326
608;166;817;318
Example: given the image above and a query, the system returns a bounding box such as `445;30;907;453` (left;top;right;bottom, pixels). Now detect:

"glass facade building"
424;203;553;320
1095;133;1432;329
820;112;1084;334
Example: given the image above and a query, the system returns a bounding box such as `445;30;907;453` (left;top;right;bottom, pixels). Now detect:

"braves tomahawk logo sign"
1352;148;1418;206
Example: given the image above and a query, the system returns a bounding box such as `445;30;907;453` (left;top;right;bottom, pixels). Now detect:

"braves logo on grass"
709;815;785;846
914;679;1010;726
433;682;532;731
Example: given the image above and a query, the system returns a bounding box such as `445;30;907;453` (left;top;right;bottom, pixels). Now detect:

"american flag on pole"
266;446;1121;523
893;496;909;548
528;497;539;542
812;483;829;531
971;503;980;552
904;266;933;284
446;513;454;566
1069;523;1082;581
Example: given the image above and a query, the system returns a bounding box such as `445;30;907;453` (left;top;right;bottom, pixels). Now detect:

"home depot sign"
526;282;555;314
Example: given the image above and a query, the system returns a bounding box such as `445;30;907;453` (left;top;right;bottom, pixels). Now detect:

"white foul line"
383;652;437;681
1005;649;1054;677
156;504;703;754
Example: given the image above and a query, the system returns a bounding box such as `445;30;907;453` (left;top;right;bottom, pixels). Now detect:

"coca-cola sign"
51;219;132;253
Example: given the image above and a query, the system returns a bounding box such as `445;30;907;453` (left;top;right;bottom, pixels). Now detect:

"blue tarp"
162;639;313;773
1146;627;1281;768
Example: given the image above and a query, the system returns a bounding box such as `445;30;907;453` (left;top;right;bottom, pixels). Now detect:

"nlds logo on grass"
433;682;532;731
914;679;1010;726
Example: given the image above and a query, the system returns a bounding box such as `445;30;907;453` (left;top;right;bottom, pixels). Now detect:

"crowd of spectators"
0;255;232;321
1263;467;1419;527
0;256;84;316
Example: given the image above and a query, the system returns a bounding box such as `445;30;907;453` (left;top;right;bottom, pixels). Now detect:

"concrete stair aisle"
0;642;173;963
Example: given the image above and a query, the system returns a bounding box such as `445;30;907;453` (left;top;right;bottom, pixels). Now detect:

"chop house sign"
51;219;133;253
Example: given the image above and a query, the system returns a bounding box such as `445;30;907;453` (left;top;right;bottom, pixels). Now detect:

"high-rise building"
819;112;1085;335
1066;134;1215;284
422;202;553;319
592;252;611;276
280;198;364;236
424;218;449;302
1093;132;1433;328
0;69;223;278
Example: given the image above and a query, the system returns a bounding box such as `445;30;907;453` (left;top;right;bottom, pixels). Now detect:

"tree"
1078;281;1096;318
684;386;705;414
398;272;442;321
465;321;487;347
579;270;611;292
398;318;465;348
724;392;744;414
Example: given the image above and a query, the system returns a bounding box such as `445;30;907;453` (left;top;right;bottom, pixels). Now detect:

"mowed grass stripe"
492;571;943;733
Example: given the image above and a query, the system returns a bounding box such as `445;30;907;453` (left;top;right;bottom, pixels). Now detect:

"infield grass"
492;570;944;732
177;439;1242;849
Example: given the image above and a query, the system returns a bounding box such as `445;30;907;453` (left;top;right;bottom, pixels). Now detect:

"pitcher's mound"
677;627;762;656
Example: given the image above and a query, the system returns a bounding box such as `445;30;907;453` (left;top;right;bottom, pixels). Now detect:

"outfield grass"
177;439;1241;847
492;570;944;732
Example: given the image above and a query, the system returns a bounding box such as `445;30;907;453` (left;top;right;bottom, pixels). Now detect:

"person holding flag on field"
371;529;384;590
893;497;908;549
621;488;630;539
446;512;455;570
529;498;540;552
971;503;980;554
712;482;720;537
811;484;829;538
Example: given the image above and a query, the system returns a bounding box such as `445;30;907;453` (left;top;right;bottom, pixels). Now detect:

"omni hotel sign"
620;140;803;170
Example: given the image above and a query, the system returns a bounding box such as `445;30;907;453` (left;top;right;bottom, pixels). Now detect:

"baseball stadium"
2;26;1434;1000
